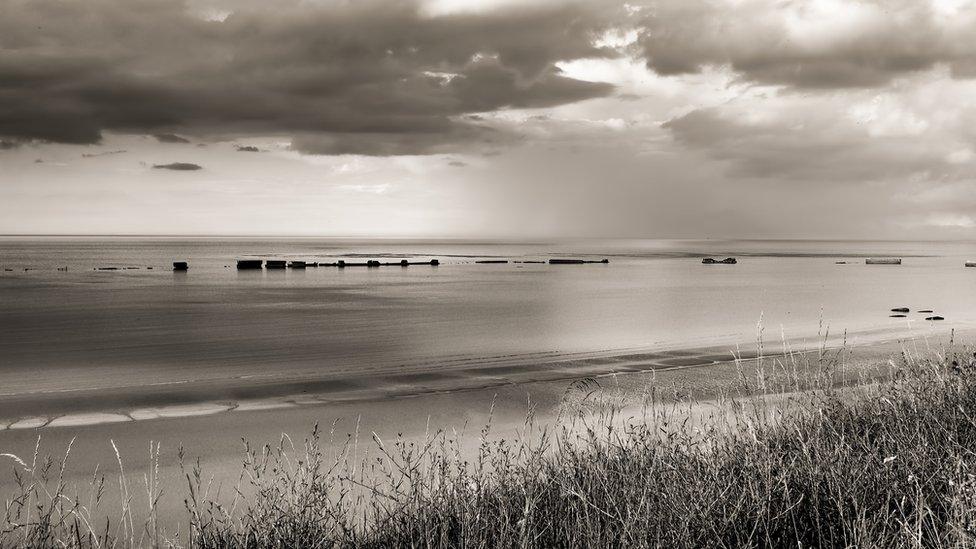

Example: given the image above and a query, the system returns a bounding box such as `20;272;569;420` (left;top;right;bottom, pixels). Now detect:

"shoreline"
0;323;960;431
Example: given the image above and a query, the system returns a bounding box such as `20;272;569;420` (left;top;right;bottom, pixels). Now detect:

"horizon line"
1;234;975;243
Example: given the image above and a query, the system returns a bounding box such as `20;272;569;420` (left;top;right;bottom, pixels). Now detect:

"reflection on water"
1;238;974;402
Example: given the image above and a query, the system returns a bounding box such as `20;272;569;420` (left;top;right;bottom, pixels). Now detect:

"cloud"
235;145;261;152
82;149;126;158
154;133;190;144
153;162;202;171
290;120;511;156
0;139;18;150
637;0;976;89
924;213;976;228
0;0;620;155
450;61;615;111
661;106;950;182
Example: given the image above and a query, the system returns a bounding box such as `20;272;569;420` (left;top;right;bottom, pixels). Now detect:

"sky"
1;0;976;239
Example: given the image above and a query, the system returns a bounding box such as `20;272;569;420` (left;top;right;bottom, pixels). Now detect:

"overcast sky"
2;0;975;239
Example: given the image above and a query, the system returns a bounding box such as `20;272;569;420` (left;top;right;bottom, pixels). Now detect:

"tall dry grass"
3;332;976;547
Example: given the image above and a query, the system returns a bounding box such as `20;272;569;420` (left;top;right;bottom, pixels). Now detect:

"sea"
1;237;974;420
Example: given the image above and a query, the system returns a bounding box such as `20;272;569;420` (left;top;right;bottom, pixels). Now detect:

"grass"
3;333;976;547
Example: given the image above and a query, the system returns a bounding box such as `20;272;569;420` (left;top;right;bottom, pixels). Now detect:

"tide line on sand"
0;403;242;430
234;399;298;412
129;403;233;421
8;417;49;430
47;413;130;428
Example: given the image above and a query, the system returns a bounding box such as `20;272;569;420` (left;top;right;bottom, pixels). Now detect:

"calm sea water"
1;238;974;410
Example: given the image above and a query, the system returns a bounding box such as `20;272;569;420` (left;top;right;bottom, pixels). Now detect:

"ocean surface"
1;237;974;422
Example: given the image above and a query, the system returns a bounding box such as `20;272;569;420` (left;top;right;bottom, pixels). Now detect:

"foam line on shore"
129;403;233;421
9;417;49;430
235;399;297;412
48;413;130;428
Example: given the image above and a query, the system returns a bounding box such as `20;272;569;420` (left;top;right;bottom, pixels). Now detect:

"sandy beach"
0;327;960;535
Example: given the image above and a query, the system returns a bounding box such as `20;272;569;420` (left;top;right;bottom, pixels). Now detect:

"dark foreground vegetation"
4;340;976;547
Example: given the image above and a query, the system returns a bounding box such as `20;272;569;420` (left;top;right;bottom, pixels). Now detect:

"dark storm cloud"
154;134;191;144
235;145;260;152
153;162;202;171
0;0;619;155
451;62;614;111
637;0;976;89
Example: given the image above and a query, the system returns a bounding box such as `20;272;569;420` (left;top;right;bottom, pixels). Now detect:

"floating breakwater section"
550;258;610;264
227;258;610;270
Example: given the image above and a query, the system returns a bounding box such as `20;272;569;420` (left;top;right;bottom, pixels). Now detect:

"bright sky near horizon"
2;0;976;239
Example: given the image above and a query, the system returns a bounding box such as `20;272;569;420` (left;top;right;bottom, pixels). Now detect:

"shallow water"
1;237;974;420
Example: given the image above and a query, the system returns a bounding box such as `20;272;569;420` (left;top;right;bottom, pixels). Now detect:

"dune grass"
3;334;976;547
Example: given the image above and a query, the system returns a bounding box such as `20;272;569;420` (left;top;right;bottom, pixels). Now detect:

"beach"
0;329;960;537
